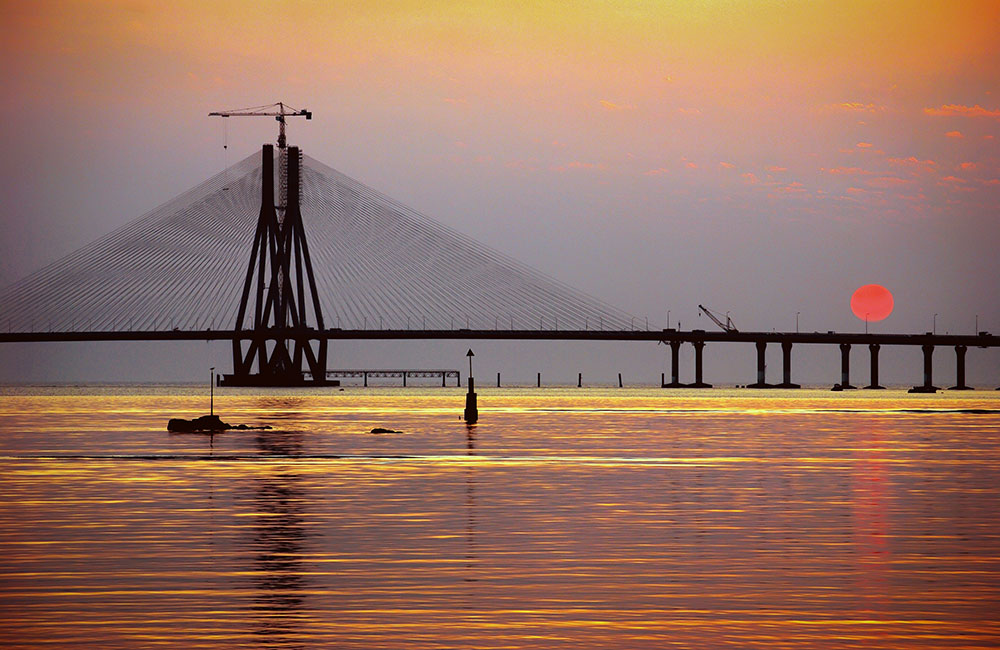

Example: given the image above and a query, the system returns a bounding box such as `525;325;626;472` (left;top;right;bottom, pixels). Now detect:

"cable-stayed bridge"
0;144;996;391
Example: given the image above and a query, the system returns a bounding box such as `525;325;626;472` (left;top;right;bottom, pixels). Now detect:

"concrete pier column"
578;372;582;388
865;343;885;389
403;372;407;387
779;341;800;388
749;341;768;388
948;345;972;390
497;372;501;388
909;344;940;393
690;341;712;388
664;340;684;387
835;343;856;390
364;371;368;388
537;372;541;388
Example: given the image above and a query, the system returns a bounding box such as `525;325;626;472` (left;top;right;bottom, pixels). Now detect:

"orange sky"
1;0;998;340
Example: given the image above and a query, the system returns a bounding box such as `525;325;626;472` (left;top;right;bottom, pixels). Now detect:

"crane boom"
209;102;312;149
698;304;738;332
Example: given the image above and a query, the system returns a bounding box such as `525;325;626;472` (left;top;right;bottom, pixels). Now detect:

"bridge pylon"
221;144;330;386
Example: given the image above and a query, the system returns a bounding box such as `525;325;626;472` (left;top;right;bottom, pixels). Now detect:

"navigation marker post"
464;349;478;423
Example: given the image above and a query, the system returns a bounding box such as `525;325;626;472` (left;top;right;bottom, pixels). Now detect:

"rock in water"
167;415;231;432
370;427;402;434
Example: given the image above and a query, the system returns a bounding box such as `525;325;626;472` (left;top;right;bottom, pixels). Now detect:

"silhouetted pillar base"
464;377;478;423
749;341;769;388
686;381;713;388
909;344;938;393
948;345;971;390
864;343;884;389
689;341;711;388
833;343;855;391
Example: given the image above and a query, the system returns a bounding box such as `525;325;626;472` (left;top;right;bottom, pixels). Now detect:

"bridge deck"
1;328;996;347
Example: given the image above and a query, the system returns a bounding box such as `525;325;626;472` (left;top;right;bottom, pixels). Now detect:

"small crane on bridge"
209;102;312;150
209;103;312;213
698;304;738;333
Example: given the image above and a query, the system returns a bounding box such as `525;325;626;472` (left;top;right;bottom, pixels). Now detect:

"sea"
1;385;998;649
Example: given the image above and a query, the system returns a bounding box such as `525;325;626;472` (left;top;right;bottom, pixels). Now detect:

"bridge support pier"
777;341;800;388
909;344;940;393
748;341;770;388
834;343;856;390
864;343;885;389
948;345;972;390
663;340;684;387
689;341;711;388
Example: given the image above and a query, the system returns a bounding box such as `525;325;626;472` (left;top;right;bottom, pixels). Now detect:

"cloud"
718;162;735;169
685;161;698;169
741;172;758;184
856;142;874;148
866;176;912;188
822;166;873;175
643;167;670;176
939;175;967;183
552;160;605;172
828;102;888;113
924;104;1000;118
960;162;977;170
846;187;867;194
443;97;467;105
766;165;788;172
677;107;701;115
600;100;635;112
888;156;936;168
945;131;964;138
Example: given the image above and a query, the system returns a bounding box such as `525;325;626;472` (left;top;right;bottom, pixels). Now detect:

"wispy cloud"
443;97;468;105
827;102;888;113
766;165;788;172
677;107;702;115
822;166;874;175
552;160;606;172
924;104;1000;118
600;100;635;112
643;167;670;176
718;162;735;169
856;142;874;148
741;172;758;184
945;131;964;138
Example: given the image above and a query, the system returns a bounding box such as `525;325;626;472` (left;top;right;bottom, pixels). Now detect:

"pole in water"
209;366;215;416
464;349;478;423
618;373;623;388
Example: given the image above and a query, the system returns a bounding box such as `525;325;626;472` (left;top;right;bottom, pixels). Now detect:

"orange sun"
851;284;893;322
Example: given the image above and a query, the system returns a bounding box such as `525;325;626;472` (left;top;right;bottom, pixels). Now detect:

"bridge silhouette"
1;143;996;391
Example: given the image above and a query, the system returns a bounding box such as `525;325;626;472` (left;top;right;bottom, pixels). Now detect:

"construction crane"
210;103;312;214
698;304;738;333
209;102;312;150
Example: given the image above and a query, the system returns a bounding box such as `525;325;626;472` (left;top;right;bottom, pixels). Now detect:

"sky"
0;0;998;385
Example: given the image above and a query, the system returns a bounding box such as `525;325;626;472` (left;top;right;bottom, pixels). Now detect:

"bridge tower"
221;144;329;386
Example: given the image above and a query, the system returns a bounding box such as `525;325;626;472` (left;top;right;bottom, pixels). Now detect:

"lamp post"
933;313;938;335
209;367;215;416
666;310;671;329
796;311;800;333
865;313;869;334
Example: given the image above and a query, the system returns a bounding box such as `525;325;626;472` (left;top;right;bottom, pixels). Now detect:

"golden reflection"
0;388;998;647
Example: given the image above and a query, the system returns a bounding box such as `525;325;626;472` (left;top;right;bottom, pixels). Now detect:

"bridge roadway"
0;327;995;347
3;327;996;391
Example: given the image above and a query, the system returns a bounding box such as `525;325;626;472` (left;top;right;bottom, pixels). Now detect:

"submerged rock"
370;427;403;434
167;415;271;432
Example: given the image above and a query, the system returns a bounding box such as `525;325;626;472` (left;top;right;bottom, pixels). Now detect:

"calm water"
1;386;999;648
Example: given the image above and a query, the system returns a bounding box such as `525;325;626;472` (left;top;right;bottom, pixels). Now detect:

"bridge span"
3;328;996;392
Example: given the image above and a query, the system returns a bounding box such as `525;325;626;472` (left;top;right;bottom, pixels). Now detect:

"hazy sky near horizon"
1;1;998;378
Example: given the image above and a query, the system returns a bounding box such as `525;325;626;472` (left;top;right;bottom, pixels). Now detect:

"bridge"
1;142;997;391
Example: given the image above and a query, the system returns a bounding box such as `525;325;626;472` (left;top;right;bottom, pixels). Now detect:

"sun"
851;284;893;322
